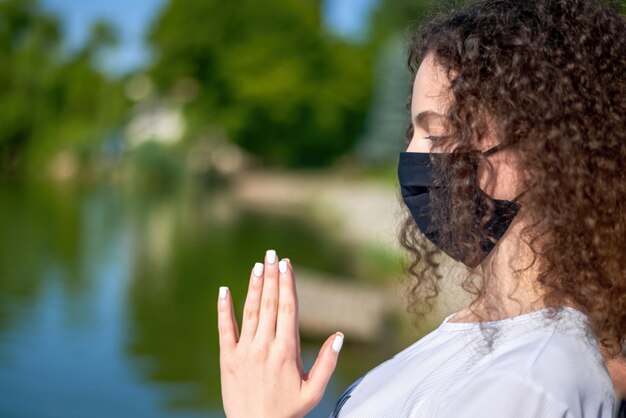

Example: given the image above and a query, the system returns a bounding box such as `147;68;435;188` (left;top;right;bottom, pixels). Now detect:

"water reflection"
0;182;400;417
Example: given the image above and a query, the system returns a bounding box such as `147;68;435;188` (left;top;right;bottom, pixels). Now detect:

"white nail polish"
253;262;264;277
266;249;277;264
219;286;229;300
278;260;288;273
331;333;344;353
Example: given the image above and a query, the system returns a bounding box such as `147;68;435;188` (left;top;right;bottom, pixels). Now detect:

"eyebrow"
414;110;445;129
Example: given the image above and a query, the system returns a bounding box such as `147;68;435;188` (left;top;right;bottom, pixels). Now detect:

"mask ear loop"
482;142;509;157
482;142;527;204
512;190;527;203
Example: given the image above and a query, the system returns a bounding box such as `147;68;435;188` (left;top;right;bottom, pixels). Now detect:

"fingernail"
266;249;277;264
219;286;229;300
278;259;288;273
253;262;264;277
331;333;344;353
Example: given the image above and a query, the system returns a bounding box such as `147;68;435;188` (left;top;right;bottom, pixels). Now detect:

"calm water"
0;181;399;417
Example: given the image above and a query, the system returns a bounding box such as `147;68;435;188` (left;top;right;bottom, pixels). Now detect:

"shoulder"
525;328;614;400
433;370;573;418
434;323;615;418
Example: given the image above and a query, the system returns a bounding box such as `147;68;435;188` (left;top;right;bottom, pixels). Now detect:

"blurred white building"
125;100;185;148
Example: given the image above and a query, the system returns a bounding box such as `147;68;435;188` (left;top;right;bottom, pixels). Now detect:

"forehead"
411;53;452;116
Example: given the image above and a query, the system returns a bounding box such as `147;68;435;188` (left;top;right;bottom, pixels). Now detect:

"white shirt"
330;306;615;418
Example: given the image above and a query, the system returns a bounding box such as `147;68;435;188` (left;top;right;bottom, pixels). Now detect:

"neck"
471;214;548;320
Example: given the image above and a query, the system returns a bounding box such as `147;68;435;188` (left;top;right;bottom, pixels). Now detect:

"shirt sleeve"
432;372;573;418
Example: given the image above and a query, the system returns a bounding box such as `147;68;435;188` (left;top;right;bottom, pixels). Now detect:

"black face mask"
397;145;522;268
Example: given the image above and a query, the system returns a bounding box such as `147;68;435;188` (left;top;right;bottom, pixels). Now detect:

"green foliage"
369;0;435;43
148;0;373;167
0;0;126;176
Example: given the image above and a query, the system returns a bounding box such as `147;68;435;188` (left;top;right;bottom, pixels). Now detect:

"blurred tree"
352;0;434;165
0;0;60;172
0;0;126;177
354;34;411;164
147;0;373;167
33;20;126;169
369;0;435;42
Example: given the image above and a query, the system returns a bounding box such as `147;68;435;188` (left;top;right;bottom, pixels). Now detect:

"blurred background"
0;0;480;417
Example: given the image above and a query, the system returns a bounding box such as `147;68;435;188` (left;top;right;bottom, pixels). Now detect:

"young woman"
217;0;626;417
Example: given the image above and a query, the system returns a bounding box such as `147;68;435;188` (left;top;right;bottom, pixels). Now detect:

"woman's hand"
218;249;344;418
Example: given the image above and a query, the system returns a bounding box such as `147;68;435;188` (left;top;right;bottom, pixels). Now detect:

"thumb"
303;332;344;403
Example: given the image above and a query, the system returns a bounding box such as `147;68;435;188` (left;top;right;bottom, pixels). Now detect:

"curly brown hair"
398;0;626;357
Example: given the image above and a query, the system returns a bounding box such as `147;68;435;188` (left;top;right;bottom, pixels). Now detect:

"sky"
41;0;379;75
323;0;379;41
41;0;166;75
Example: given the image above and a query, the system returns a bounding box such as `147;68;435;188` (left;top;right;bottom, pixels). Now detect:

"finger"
302;332;343;403
276;258;299;346
256;249;279;342
217;286;239;352
239;262;265;342
283;259;305;376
